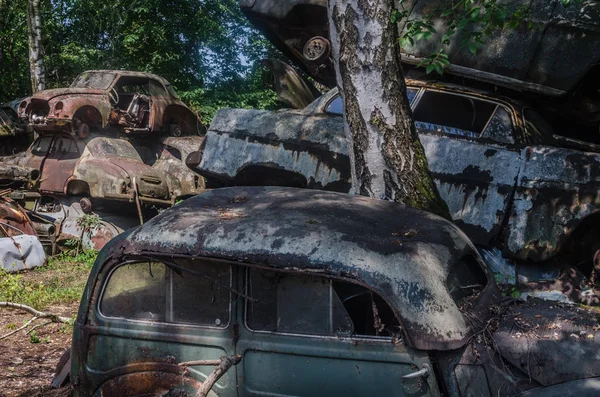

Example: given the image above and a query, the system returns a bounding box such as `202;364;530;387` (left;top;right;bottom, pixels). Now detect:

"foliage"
0;251;97;310
393;0;581;74
0;0;281;120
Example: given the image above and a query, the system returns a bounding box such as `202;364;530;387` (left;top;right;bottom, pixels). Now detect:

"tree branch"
0;316;37;340
179;354;242;397
0;302;73;324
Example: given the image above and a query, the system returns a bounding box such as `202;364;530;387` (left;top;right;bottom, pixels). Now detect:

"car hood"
494;299;600;386
31;88;105;102
105;156;170;199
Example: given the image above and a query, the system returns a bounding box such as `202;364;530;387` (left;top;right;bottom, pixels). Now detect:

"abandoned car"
0;132;205;210
194;79;600;275
18;70;203;137
0;194;45;272
241;0;600;127
63;186;600;396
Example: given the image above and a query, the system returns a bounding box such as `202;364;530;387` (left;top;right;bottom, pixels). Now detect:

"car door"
235;268;438;397
411;89;522;246
86;258;237;396
40;135;80;193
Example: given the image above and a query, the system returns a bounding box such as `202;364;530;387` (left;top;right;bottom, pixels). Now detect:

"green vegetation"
0;0;282;123
0;250;98;311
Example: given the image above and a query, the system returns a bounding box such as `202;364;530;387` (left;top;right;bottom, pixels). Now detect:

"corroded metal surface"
0;133;204;205
22;70;202;136
100;186;498;351
200;107;350;190
241;0;600;96
200;84;600;264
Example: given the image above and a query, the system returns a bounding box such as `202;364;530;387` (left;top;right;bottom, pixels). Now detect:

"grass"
0;250;98;311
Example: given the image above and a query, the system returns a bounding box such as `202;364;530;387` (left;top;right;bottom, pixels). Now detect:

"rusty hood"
104;156;170;199
31;88;105;102
100;186;499;351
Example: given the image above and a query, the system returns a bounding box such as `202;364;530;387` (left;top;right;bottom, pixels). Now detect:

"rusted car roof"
74;70;173;87
98;186;498;350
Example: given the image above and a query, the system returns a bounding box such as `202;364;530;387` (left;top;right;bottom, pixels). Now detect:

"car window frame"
96;259;233;330
412;88;519;144
243;266;406;343
323;87;422;116
31;135;54;157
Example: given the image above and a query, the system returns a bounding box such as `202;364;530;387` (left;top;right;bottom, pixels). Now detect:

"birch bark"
27;0;45;93
328;0;449;218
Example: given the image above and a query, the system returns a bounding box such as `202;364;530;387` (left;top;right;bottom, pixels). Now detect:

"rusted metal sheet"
242;0;600;96
0;133;205;207
506;146;600;262
420;134;521;246
199;107;350;191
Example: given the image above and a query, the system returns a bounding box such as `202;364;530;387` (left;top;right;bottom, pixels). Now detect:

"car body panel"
197;83;600;262
68;187;600;396
0;134;205;205
23;70;202;135
241;0;600;96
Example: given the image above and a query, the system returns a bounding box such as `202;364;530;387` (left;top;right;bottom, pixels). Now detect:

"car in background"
61;186;600;396
1;133;205;211
18;70;204;137
194;78;600;276
1;99;31;156
240;0;600;127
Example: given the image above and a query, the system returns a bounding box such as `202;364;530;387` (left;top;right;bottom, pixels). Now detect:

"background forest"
0;0;281;122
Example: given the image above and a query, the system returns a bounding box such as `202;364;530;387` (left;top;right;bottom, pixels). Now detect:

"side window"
50;136;80;159
31;136;53;156
480;106;515;145
325;88;418;115
246;269;402;339
413;90;497;139
100;260;231;327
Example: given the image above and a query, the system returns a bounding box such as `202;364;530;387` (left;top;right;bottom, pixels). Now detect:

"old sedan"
62;186;600;396
19;70;203;137
1;132;205;210
195;80;600;276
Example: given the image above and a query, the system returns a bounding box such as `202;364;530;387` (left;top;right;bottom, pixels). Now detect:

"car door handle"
402;363;430;379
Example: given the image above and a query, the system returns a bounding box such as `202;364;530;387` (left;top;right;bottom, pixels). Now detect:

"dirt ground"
0;302;76;397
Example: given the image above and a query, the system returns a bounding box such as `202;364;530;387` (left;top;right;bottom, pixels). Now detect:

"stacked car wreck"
0;70;206;270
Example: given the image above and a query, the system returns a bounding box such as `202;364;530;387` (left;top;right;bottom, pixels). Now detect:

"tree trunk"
27;0;45;93
327;0;449;218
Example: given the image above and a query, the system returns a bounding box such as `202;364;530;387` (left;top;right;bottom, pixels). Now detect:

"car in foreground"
194;79;600;277
1;132;205;210
62;186;600;396
18;70;203;137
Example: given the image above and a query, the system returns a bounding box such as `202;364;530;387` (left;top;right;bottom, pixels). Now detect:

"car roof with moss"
96;186;498;350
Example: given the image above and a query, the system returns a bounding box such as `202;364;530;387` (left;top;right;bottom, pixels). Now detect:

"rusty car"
240;0;600;127
0;193;46;272
18;70;203;137
192;78;600;278
0;132;205;212
1;99;31;156
59;186;600;396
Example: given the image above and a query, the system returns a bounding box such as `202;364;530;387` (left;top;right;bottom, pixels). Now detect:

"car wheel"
170;124;182;137
80;197;93;214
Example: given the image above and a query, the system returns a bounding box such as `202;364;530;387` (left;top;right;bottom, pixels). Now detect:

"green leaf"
468;42;478;55
425;63;436;74
434;62;444;75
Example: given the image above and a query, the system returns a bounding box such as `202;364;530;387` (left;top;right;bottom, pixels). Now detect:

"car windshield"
71;72;117;90
87;137;143;161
